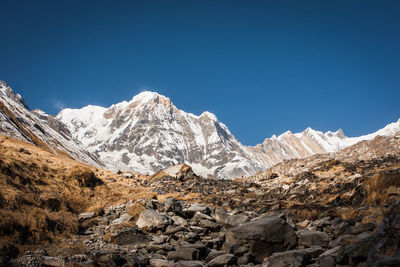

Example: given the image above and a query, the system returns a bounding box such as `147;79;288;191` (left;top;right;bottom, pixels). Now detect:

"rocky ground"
4;136;400;266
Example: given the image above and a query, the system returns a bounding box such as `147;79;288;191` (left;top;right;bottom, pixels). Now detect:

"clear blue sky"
1;0;399;145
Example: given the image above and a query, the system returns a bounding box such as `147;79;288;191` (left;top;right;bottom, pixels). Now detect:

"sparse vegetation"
0;134;152;257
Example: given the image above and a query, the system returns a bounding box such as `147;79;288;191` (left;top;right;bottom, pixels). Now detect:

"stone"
329;235;355;248
172;215;188;226
318;256;335;267
207;254;237;267
150;259;175;267
266;249;311;267
110;213;133;225
214;208;250;226
297;229;330;247
165;225;186;235
164;197;183;214
344;237;374;266
198;219;219;230
175;260;206;267
110;228;149;245
226;215;297;261
205;250;224;262
167;248;200;261
237;252;255;265
42;256;66;267
186;203;211;215
314;217;331;227
295;220;310;230
79;212;96;220
136;209;169;231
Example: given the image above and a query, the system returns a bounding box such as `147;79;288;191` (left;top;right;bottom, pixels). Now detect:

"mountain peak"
131;91;168;103
200;111;217;121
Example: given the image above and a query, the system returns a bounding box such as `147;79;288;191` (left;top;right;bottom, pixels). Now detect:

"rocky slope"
0;81;102;167
7;135;400;266
57;90;400;179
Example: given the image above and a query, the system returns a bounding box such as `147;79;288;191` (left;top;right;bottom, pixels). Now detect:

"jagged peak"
131;91;169;103
334;128;345;138
0;80;7;88
279;130;293;138
200;111;218;121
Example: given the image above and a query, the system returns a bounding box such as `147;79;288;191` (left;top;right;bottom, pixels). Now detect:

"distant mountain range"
1;80;399;178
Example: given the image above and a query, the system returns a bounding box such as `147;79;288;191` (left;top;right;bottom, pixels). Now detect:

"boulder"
172;215;188;226
205;250;224;262
237;252;255;265
265;247;323;267
149;259;175;267
110;228;149;245
213;208;250;226
186;203;211;215
297;229;330;247
136;209;169;231
110;213;133;225
79;212;96;220
175;260;205;267
226;215;297;261
167;248;200;261
163;197;183;214
207;254;237;267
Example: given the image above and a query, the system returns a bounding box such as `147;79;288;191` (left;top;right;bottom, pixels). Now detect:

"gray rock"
237;252;255;265
175;260;206;267
110;213;133;225
150;259;175;267
297;229;330;247
329;235;355;248
164;197;183;214
110;228;149;245
226;215;297;261
172;215;188;226
186;203;211;215
79;212;96;220
42;256;66;267
265;249;310;267
205;250;224;262
167;248;200;261
136;209;170;231
318;256;335;267
198;219;219;230
214;208;250;226
207;254;237;267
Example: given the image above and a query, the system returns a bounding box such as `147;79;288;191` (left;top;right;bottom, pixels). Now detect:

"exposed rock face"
226;215;297;261
0;81;102;167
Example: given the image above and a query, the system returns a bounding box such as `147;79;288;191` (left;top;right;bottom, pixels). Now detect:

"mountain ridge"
56;90;400;178
1;82;399;178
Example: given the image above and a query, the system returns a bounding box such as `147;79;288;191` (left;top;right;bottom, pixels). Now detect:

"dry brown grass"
126;202;146;222
0;134;154;255
364;171;400;206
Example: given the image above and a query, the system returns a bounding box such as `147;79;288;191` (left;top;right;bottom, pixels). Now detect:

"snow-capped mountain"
0;81;102;167
249;120;400;167
57;90;400;178
2;80;398;179
57;91;261;178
